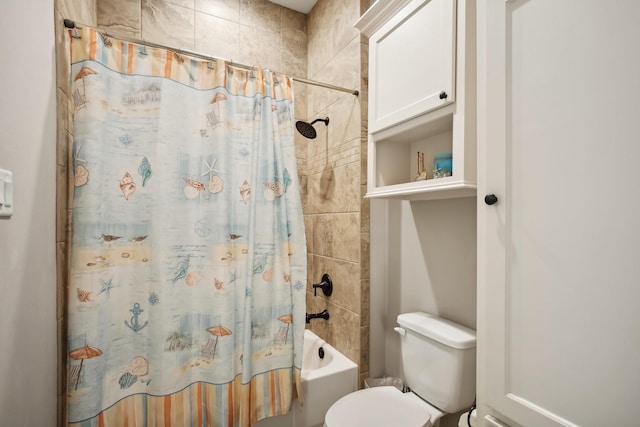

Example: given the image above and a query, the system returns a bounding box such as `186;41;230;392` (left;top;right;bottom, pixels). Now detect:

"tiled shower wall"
304;0;370;385
55;3;369;422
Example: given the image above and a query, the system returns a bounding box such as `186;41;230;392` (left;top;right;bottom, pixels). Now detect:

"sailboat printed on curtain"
65;27;305;427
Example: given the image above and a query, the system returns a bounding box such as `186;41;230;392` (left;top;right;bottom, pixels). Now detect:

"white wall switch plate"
0;168;13;218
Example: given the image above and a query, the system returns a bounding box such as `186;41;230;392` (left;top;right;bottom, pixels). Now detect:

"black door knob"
484;194;498;205
439;91;448;100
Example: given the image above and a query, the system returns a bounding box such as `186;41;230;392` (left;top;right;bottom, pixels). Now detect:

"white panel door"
369;0;456;133
478;1;640;426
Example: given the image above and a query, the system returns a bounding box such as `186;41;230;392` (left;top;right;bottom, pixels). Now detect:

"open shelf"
366;108;476;200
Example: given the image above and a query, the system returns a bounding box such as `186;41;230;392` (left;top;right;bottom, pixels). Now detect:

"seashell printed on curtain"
66;27;306;426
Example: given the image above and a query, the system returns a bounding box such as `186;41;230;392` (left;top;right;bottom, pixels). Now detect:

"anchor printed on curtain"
66;27;306;427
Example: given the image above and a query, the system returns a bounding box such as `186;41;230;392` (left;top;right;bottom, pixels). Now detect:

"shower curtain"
65;27;306;427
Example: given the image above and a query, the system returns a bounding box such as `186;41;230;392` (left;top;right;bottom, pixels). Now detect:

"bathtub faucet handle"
312;274;333;297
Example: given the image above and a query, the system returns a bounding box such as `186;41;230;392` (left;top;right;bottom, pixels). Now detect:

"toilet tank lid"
397;312;476;349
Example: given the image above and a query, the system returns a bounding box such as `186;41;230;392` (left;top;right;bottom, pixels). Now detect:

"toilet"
324;312;476;427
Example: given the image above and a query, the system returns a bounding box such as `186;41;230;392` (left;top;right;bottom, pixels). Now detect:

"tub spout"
306;310;330;324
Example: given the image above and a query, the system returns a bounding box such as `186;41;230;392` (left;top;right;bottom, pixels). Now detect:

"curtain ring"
99;32;112;47
173;52;185;64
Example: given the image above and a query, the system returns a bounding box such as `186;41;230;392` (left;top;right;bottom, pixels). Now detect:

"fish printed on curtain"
65;27;306;427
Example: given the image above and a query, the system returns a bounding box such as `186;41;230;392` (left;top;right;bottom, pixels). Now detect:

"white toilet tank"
397;312;476;413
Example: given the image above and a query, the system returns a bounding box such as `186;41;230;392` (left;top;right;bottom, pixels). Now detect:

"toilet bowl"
324;312;476;427
324;386;444;427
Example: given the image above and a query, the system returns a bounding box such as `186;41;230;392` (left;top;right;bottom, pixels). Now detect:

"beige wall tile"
240;0;282;34
239;24;281;71
313;213;359;262
360;230;369;276
360;324;369;368
360;231;371;279
360;185;369;232
56;242;67;320
58;385;67;425
304;215;314;257
55;10;71;97
294;134;307;160
282;7;306;33
293;82;307;119
306;253;313;289
164;0;195;9
308;165;332;213
195;0;239;22
87;0;98;23
56;316;67;397
97;0;141;37
58;0;97;24
304;95;361;155
327;301;360;364
299;174;308;214
308;0;360;77
282;50;306;78
308;36;361;105
282;25;307;77
360;140;367;183
56;89;69;155
305;128;328;166
307;139;359;176
310;161;360;214
360;278;370;325
327;96;361;149
282;25;307;57
142;0;195;49
194;11;240;60
332;213;360;262
329;258;361;313
359;40;369;107
56;163;68;246
312;214;332;257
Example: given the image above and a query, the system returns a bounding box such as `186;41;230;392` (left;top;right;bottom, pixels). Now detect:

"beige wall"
304;0;369;384
0;0;56;422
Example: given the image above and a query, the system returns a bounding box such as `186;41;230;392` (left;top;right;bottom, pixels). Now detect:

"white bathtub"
254;329;358;427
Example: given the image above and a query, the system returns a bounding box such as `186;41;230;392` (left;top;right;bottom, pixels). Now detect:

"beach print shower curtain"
65;28;306;426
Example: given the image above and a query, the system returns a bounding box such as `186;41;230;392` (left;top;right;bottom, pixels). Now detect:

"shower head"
295;117;330;139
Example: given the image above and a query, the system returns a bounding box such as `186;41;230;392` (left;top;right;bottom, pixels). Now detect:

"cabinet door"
369;0;456;133
478;1;640;426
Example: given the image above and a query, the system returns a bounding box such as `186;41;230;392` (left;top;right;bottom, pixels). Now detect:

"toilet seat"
324;386;434;427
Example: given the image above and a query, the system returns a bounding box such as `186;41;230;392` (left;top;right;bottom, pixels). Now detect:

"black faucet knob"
312;273;333;297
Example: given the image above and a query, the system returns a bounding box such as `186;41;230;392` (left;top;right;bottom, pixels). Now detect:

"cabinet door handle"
484;194;498;205
439;91;448;100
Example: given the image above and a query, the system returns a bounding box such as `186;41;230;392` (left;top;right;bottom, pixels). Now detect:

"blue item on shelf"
433;152;452;177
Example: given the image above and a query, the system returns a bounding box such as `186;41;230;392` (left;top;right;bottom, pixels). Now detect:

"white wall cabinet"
356;0;476;201
477;1;640;426
367;0;456;133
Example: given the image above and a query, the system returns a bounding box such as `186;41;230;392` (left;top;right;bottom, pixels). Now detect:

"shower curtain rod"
63;19;359;97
